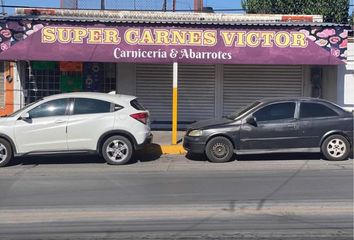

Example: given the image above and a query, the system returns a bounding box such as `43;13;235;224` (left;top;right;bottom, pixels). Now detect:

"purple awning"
0;21;347;65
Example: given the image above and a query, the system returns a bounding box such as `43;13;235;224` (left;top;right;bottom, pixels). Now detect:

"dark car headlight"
188;130;203;137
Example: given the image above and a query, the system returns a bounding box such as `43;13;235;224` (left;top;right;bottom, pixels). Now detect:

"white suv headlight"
188;130;203;137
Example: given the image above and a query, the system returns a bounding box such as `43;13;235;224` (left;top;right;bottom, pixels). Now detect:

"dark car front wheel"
205;136;234;163
321;134;350;161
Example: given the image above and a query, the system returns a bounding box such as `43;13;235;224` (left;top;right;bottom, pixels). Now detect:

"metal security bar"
23;62;116;104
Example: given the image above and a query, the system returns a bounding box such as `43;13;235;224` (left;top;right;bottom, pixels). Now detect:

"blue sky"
2;0;353;15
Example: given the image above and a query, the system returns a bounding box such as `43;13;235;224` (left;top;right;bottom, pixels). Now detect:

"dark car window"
29;99;68;118
73;98;112;115
254;102;296;122
300;102;338;118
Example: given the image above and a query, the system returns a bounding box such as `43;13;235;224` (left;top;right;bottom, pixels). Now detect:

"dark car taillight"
130;112;149;124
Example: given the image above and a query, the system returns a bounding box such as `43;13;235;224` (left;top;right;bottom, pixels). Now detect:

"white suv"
0;92;152;167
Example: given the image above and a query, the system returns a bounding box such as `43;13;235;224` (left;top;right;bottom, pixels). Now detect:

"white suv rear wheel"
102;135;133;165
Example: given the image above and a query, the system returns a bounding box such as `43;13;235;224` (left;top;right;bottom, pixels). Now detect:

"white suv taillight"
130;112;149;124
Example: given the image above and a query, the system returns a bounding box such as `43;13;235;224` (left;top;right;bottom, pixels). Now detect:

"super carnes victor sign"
0;21;348;64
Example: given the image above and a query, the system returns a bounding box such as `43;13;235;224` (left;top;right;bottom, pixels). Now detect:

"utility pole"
173;0;176;12
0;0;5;15
101;0;105;10
194;0;203;12
162;0;167;11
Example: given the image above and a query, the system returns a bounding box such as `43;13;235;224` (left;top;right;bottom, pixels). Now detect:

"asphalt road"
0;153;352;239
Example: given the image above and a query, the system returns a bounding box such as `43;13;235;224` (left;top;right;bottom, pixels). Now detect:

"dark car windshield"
227;101;261;120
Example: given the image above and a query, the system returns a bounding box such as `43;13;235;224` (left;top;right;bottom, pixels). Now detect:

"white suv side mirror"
20;112;30;120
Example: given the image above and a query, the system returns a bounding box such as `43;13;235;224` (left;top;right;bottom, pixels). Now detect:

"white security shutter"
179;65;215;122
223;65;303;115
136;64;172;124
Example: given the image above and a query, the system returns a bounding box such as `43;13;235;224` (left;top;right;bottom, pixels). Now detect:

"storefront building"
0;9;350;133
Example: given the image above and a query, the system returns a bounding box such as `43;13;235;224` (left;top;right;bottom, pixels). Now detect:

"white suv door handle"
54;120;66;124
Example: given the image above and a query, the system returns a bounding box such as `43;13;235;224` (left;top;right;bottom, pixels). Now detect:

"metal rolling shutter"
223;65;303;115
179;65;215;122
136;64;172;124
136;64;216;127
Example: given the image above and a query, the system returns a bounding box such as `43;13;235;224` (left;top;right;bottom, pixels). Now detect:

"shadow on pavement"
237;152;323;161
8;144;163;166
129;144;163;164
9;154;105;166
186;152;325;162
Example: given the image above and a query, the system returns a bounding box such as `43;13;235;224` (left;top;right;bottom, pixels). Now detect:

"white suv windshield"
7;100;42;117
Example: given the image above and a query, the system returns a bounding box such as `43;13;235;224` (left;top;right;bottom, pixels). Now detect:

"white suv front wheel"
102;135;133;165
0;139;12;167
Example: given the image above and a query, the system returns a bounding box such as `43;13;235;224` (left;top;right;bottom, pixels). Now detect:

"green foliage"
241;0;349;23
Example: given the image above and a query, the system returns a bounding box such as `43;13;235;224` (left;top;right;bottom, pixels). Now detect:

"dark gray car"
183;97;353;162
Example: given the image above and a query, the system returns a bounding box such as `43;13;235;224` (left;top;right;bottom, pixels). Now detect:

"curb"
142;144;186;155
160;145;187;154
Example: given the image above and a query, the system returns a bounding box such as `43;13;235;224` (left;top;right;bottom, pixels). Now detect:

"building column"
215;64;223;118
0;61;14;116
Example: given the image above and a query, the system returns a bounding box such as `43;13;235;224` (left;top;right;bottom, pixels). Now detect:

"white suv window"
73;98;112;115
28;99;68;118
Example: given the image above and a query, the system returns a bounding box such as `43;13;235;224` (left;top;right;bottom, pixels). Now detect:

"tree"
241;0;349;23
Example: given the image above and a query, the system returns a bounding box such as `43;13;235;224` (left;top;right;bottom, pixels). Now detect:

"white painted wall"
322;65;337;103
13;62;24;111
337;40;354;111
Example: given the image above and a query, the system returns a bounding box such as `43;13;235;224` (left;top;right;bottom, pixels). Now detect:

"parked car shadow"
10;153;106;166
129;144;163;164
8;143;163;166
186;152;326;162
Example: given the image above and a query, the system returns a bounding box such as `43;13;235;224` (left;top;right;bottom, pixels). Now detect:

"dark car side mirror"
246;116;257;126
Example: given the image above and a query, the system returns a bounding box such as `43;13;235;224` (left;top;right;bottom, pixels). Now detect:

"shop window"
24;62;116;104
103;63;116;92
24;61;62;104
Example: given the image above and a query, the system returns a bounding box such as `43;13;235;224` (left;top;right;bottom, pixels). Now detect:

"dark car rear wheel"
205;136;234;163
102;135;133;165
321;134;350;161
